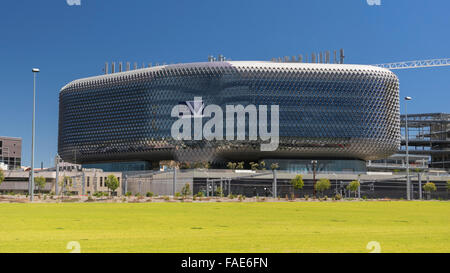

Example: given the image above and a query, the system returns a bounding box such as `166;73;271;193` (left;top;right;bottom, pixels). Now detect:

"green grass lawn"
0;201;449;253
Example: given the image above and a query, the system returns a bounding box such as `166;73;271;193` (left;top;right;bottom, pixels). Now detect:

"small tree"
270;163;279;171
35;176;46;194
315;178;331;197
0;169;4;186
215;186;223;197
181;183;192;197
447;181;450;199
291;174;304;198
347;180;360;198
60;176;73;196
105;175;119;196
237;162;245;169
291;175;304;190
227;162;237;170
259;161;266;170
423;182;437;200
447;180;450;200
249;162;259;171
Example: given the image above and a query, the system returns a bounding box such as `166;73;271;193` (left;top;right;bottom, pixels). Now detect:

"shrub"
163;196;170;201
181;183;192;197
196;191;204;198
304;194;309;201
323;195;328;201
334;194;342;200
125;191;132;197
228;194;236;199
238;195;245;202
146;192;154;197
175;192;181;197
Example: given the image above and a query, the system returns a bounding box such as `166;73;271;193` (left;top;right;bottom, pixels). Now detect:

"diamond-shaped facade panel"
58;61;400;164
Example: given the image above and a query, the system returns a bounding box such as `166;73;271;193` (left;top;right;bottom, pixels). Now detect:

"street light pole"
30;68;40;202
311;160;318;197
405;96;412;200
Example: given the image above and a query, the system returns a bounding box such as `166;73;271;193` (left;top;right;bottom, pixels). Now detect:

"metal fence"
121;169;450;200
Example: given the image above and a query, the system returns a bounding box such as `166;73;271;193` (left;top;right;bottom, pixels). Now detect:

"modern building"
0;136;22;170
58;61;400;172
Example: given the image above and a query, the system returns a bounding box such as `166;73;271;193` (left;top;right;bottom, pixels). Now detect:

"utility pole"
405;96;412;200
30;68;40;202
55;155;59;195
172;167;177;197
272;169;277;198
357;175;361;199
311;160;318;197
418;173;423;200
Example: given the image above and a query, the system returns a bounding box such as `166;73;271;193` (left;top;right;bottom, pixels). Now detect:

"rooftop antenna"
326;51;330;64
311;53;316;63
298;55;303;63
334;50;337;64
134;62;138;70
104;62;109;74
340;48;345;64
119;62;123;72
126;62;131;71
111;62;116;73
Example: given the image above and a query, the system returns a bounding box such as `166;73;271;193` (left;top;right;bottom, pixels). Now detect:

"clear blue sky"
1;0;449;167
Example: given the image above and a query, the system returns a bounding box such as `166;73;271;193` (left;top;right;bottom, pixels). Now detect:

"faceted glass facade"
58;61;400;165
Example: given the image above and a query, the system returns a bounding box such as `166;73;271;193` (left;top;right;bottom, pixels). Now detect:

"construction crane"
373;58;450;70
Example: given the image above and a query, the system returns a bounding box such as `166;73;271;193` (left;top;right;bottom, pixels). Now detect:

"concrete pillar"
82;172;85;195
418;174;422;200
273;169;278;198
172;168;177;196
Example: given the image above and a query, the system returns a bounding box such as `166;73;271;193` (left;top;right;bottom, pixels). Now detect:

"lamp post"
311;160;318;197
30;68;40;202
404;96;412;200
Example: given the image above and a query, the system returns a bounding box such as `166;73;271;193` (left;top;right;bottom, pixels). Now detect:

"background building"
400;113;449;170
0;169;122;196
0;136;22;170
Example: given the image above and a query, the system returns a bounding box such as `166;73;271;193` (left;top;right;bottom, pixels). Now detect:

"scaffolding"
400;113;450;169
